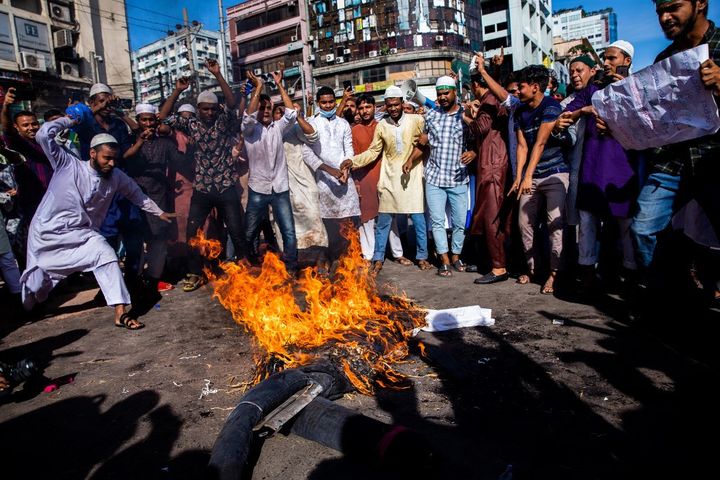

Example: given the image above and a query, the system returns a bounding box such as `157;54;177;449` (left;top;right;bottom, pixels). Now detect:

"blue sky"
127;1;720;69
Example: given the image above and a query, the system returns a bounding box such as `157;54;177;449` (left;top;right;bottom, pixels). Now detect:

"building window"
237;28;296;56
360;67;386;83
237;5;299;31
484;24;496;34
497;22;508;31
483;37;507;50
10;0;41;14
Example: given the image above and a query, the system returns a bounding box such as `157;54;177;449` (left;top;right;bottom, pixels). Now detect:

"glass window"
10;0;41;14
237;5;299;31
237;28;296;56
484;24;496;34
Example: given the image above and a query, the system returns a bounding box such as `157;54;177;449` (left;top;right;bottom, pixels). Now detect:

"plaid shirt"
650;20;720;177
424;105;472;187
167;109;240;194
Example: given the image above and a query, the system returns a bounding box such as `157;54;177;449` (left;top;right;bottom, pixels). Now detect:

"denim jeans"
187;187;247;275
631;171;680;269
372;212;428;262
426;183;468;256
245;189;297;268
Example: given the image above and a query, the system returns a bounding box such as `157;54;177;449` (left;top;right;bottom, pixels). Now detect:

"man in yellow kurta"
341;86;431;274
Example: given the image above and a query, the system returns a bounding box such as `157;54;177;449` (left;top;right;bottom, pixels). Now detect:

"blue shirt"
514;96;568;178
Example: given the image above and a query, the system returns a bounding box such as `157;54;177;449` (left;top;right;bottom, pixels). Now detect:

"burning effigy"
190;227;427;394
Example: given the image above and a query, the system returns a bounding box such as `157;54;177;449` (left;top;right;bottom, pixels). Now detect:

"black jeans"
322;217;360;264
187;187;247;275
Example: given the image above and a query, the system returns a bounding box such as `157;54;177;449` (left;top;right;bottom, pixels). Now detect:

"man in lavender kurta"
20;117;174;329
563;43;639;284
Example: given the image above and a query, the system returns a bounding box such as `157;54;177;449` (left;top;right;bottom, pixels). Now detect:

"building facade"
308;0;481;99
0;0;132;112
479;0;554;76
227;0;314;105
131;27;232;106
552;7;617;56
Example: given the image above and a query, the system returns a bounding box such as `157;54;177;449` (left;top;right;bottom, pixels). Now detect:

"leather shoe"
474;272;510;284
465;264;479;273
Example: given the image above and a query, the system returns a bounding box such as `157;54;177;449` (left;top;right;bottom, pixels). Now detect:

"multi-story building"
0;0;133;111
479;0;554;76
228;0;482;104
131;27;232;106
308;0;482;99
227;0;313;104
552;7;617;57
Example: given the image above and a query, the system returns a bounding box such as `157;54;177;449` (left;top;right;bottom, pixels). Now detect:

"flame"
189;230;223;260
190;223;426;394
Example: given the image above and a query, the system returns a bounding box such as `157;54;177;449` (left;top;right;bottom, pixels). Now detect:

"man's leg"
144;235;168;281
372;213;394;264
359;217;376;260
617;217;637;271
93;261;142;328
578;210;600;268
0;251;22;295
186;190;214;276
425;183;450;260
389;218;404;259
542;173;569;293
270;191;298;271
518;179;541;277
244;189;272;264
446;184;469;264
410;213;429;262
217;187;248;261
631;171;680;269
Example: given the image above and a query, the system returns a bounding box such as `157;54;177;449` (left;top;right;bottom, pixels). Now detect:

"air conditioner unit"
287;87;296;96
343;48;351;55
368;50;378;58
290;35;298;42
307;35;315;42
336;57;344;64
308;54;316;62
49;3;73;23
325;54;335;62
389;48;398;54
59;61;79;77
435;35;444;42
253;68;263;75
21;52;47;71
53;29;73;49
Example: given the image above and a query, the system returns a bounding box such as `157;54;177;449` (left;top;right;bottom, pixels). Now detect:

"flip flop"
394;257;413;266
452;260;466;272
437;264;452;277
417;259;434;271
115;313;144;330
182;274;206;292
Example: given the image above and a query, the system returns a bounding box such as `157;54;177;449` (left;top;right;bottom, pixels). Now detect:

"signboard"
283;66;300;77
14;17;51;52
0;13;16;62
287;41;303;52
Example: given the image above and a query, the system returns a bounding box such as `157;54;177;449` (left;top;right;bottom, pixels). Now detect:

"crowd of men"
0;0;718;345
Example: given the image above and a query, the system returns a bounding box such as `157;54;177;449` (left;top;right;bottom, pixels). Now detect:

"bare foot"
542;272;557;295
517;274;531;285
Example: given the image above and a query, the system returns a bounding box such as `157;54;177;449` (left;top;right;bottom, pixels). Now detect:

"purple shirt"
565;84;637;218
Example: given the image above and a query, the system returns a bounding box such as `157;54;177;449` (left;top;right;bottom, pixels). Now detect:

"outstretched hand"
159;212;177;223
3;87;16;106
205;58;221;76
175;76;190;92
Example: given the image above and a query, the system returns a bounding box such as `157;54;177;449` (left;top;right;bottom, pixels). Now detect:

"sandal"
370;261;383;276
417;259;433;271
182;274;206;292
394;256;413;266
452;259;466;272
437;264;452;277
115;313;144;330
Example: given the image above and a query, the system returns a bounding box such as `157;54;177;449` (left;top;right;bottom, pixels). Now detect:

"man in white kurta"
301;86;360;267
345;86;430;272
20;117;171;329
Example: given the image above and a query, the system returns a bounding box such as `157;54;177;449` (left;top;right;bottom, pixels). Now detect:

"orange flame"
190;224;426;394
188;229;223;260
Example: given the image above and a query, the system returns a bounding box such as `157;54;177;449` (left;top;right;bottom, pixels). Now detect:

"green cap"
569;54;597;69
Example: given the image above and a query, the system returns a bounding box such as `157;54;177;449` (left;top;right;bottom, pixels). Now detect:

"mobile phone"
343;80;353;91
615;65;630;78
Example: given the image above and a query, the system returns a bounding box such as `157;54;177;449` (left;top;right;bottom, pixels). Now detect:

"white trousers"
359;217;403;260
578;210;637;270
21;261;130;310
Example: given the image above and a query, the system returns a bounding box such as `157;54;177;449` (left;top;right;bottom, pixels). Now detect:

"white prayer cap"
435;76;457;90
608;40;635;59
89;83;112;97
197;90;218;105
178;104;196;114
90;133;119;149
135;103;157;115
407;101;419;109
384;86;404;99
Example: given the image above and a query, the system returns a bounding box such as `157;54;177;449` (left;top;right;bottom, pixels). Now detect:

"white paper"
591;44;720;151
421;305;495;332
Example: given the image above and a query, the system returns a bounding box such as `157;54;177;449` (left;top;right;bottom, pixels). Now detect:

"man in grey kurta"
20;117;173;329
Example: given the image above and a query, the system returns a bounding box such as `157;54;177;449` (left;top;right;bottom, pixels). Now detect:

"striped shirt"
514;96;569;178
424;106;471;187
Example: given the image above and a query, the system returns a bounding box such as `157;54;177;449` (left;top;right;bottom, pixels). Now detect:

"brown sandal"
417;259;433;271
394;256;413;266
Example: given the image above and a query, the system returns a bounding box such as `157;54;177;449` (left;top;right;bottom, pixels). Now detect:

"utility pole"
183;8;200;93
217;0;228;79
158;71;165;102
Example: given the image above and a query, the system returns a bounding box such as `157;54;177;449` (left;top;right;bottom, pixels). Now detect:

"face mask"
319;107;337;119
544;89;551;97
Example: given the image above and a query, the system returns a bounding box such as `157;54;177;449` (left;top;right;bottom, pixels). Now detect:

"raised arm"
245;71;264;116
36;116;79;170
159;76;190;121
475;53;511;104
295;104;316;139
1;87;17;134
206;59;236;109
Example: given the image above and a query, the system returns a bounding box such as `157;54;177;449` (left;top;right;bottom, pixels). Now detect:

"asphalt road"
1;261;718;479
